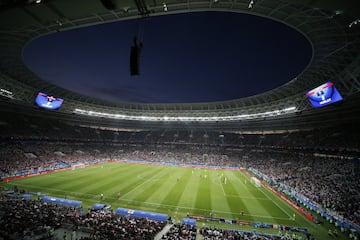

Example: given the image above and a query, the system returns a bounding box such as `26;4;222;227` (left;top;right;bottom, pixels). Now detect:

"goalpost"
250;176;262;187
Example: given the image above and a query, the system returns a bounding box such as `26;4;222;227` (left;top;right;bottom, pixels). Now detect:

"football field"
1;162;343;239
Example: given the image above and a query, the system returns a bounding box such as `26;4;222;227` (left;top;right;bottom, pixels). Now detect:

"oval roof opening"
23;11;312;104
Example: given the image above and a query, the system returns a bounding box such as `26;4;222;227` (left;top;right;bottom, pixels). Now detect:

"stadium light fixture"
27;0;42;4
0;88;14;99
73;106;297;122
248;0;254;9
334;10;343;16
349;19;360;28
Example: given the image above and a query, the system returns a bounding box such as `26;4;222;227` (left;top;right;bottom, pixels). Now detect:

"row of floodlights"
0;88;14;99
73;106;296;122
349;19;360;28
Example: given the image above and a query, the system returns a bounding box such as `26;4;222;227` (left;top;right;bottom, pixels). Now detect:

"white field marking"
41;175;70;179
121;169;169;198
212;173;232;196
137;172;169;181
236;172;294;220
7;182;290;221
5;182;99;199
219;178;226;196
251;181;294;220
211;173;271;200
112;198;292;221
8;168;170;199
225;193;270;200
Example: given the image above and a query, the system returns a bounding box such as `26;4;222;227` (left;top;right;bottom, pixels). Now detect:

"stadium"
0;0;360;239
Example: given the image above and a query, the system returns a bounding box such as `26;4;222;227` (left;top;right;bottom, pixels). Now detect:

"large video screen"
35;92;64;110
306;82;343;108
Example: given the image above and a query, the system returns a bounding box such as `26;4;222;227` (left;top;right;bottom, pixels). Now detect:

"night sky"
23;11;312;104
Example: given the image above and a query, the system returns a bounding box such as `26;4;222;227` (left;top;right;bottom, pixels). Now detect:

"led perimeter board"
306;82;343;108
35;92;64;110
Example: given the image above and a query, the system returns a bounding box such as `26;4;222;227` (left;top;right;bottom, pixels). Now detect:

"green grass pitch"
1;162;347;239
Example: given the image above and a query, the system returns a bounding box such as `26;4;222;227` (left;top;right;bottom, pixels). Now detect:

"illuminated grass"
1;162;347;239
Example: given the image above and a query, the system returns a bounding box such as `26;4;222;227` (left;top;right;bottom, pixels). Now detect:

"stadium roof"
0;0;359;129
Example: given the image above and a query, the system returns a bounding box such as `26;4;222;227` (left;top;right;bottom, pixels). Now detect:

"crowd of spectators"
0;194;166;240
1;192;302;240
1;115;360;237
0;194;81;239
200;227;298;240
0;141;240;178
161;223;197;240
70;208;166;239
0;138;359;227
242;151;360;225
0;141;121;178
1;109;360;151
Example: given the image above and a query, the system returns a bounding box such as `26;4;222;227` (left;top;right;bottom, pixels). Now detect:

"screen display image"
306;82;343;108
35;92;64;110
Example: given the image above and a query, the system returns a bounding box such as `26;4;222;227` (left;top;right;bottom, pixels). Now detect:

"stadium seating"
1;115;359;239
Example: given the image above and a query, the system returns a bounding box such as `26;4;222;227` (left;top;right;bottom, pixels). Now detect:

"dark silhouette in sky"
23;11;312;104
130;36;143;76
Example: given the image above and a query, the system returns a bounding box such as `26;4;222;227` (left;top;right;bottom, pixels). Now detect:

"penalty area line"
257;185;294;220
121;169;168;199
